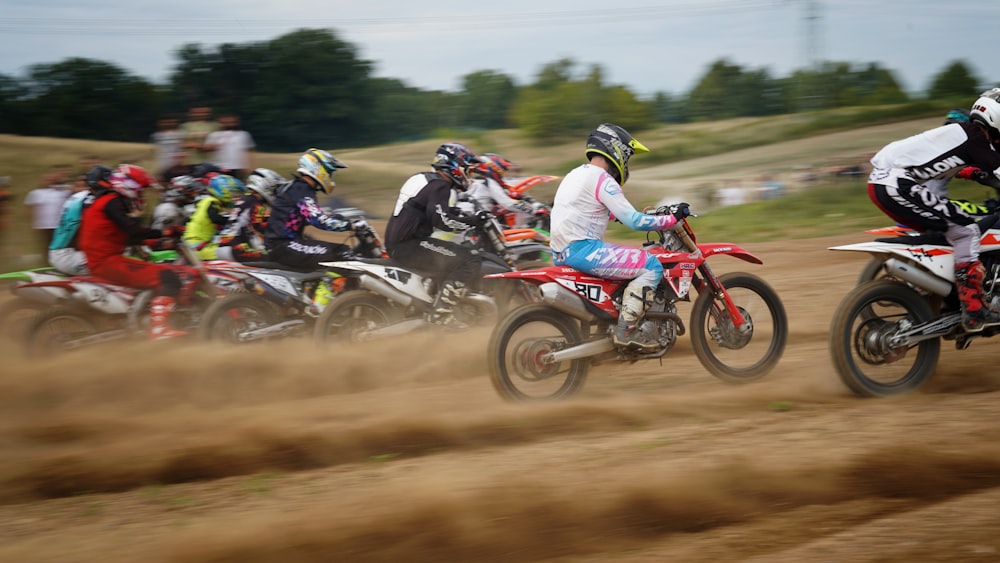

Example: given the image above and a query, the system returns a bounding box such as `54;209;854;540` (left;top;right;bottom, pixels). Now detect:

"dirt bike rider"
462;153;539;226
77;164;195;340
151;175;202;230
218;167;285;252
48;164;114;276
181;173;266;263
264;148;358;270
868;88;1000;332
384;142;485;329
550;123;691;351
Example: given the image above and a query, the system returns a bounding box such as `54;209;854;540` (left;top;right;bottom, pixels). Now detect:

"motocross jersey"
384;172;481;248
182;196;229;250
464;178;533;215
550;164;676;254
220;194;269;247
265;178;350;241
869;122;1000;190
79;192;161;268
49;190;92;250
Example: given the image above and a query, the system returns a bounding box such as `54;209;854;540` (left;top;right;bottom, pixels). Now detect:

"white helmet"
246;168;286;204
971;88;1000;140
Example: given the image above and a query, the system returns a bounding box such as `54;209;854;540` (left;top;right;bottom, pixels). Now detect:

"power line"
0;1;784;36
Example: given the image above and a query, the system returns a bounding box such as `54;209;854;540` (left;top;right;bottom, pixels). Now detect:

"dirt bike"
0;248;178;341
857;196;997;286
197;223;390;344
828;213;1000;397
485;205;788;401
20;244;248;356
497;174;558;233
312;212;553;343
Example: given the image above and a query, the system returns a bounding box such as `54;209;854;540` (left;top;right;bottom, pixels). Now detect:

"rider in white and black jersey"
868;89;1000;332
384;143;483;329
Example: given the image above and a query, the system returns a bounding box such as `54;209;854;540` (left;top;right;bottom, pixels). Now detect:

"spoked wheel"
198;293;280;343
488;304;589;401
0;299;46;342
830;280;940;397
25;307;98;357
314;290;399;343
690;272;788;383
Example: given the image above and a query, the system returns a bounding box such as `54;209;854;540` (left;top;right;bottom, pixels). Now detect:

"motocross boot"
428;280;469;330
955;261;1000;333
148;295;188;340
612;285;657;352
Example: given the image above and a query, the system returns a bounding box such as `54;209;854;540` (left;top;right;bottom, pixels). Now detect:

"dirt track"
2;232;1000;562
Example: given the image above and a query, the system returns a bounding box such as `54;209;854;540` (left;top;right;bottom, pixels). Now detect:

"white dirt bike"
312;212;552;343
829;213;1000;397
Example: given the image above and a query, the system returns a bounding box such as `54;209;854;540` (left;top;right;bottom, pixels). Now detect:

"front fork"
674;223;749;332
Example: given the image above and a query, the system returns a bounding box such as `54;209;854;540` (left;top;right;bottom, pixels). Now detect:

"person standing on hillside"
150;114;184;181
180;106;217;165
203;113;255;182
868;88;1000;332
24;164;73;255
549;123;690;351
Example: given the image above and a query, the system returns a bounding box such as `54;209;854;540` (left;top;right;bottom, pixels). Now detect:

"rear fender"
829;241;954;278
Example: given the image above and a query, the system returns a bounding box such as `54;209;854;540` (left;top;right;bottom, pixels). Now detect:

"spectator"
150;115;184;180
204;113;255;181
180;106;217;164
24;165;73;253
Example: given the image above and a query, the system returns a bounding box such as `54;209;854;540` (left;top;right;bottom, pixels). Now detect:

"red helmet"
109;164;157;201
470;153;517;185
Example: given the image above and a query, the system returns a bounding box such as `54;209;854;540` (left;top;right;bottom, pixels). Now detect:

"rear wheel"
314;290;399;343
198;293;280;343
830;280;940;397
25;307;98;357
488;304;589;401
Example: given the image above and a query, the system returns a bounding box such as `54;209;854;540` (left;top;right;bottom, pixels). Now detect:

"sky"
1;0;997;97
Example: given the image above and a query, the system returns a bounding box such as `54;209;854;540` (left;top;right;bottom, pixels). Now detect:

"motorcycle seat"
241;261;318;274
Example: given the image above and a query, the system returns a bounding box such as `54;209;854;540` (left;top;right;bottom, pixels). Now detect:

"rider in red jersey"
78;164;195;340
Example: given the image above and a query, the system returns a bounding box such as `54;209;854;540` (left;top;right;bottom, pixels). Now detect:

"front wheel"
690;272;787;383
198;293;280;343
488;304;589;401
829;280;940;397
313;290;399;343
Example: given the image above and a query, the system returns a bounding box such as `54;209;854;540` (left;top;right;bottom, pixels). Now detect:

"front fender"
697;243;763;265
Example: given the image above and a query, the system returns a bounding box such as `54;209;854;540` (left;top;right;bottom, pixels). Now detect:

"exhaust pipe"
358;275;413;307
543;338;615;363
464;293;498;318
539;283;597;322
884;259;952;296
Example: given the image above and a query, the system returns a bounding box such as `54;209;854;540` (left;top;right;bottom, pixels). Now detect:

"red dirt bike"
485;205;788;401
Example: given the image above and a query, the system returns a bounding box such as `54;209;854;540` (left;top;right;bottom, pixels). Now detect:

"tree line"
0;28;990;152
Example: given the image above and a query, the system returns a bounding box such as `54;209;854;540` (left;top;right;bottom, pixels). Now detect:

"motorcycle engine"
644;298;679;353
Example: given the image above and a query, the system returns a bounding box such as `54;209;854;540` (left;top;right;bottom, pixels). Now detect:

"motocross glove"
971;169;1000;190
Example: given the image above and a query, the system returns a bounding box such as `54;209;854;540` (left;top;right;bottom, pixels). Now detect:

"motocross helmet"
169;175;204;201
109;164;157;200
470;153;517;185
245;167;286;204
944;108;971;125
84;164;114;191
432;142;477;190
585;123;649;185
206;174;245;206
297;148;347;194
191;161;224;178
971;88;1000;142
